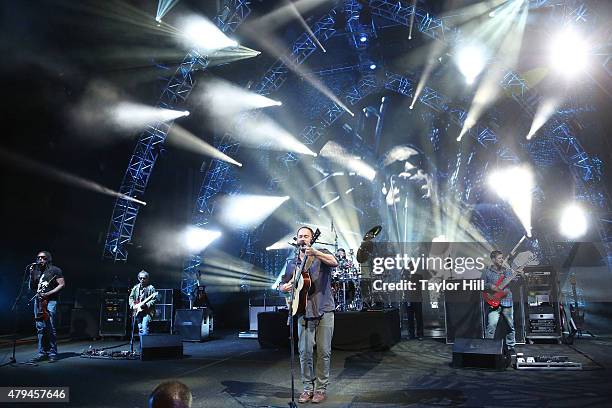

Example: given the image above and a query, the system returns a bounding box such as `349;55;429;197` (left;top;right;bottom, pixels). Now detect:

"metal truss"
215;0;252;33
368;0;459;42
103;51;209;261
106;0;251;263
254;9;338;96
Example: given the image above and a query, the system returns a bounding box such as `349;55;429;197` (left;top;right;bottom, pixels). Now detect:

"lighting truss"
103;51;208;261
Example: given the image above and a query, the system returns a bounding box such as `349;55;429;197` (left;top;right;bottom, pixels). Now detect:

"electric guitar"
132;291;158;317
286;229;321;316
483;252;537;308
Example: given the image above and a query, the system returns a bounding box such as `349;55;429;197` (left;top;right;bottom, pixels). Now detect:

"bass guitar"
132;291;159;317
287;228;321;316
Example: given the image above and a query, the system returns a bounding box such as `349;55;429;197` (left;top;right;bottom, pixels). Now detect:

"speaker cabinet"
70;308;99;340
444;280;484;343
140;334;183;361
452;338;508;370
174;309;213;341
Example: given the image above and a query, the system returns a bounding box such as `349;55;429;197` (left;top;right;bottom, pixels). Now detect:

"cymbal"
363;225;382;241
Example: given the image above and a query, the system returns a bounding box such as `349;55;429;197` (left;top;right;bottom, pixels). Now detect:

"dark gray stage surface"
1;333;611;408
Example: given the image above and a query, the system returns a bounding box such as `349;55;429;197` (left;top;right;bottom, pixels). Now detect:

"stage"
1;332;611;407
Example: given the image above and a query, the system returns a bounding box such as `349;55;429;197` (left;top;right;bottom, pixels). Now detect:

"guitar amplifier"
99;292;128;337
174;309;213;341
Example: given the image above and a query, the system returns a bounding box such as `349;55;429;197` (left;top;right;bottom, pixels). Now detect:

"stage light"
110;103;189;130
184;227;221;253
319;141;376;181
167;125;242;167
488;166;534;237
232;115;317;157
218;195;290;229
156;0;180;22
527;99;558;140
550;28;589;78
454;43;487;84
559;204;588;239
369;64;377;70
200;79;283;116
178;15;238;52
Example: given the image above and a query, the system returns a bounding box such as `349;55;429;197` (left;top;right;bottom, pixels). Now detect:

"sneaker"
48;355;58;363
298;391;313;403
311;391;326;404
30;355;47;363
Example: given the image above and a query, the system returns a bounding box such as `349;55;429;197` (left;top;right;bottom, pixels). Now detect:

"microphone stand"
1;264;38;368
286;245;300;408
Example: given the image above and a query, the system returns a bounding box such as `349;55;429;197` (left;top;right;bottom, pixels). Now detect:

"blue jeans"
486;306;516;347
297;312;334;392
137;314;151;336
34;300;57;357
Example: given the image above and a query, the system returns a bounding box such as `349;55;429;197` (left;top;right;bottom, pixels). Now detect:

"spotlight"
454;44;487;84
488;166;534;237
559;204;588;239
550;28;589;77
184;227;221;253
359;35;368;43
218;195;290;229
369;63;377;70
178;15;238;52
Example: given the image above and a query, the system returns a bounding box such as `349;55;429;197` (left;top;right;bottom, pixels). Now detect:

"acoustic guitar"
286;229;321;316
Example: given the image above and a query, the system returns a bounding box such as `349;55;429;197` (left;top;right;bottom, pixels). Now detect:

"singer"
28;251;65;363
279;226;338;404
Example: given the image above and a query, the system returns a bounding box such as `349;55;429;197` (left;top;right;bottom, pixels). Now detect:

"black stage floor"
1;332;611;408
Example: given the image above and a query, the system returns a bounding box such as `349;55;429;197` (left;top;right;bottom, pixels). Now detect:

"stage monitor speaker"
452;338;508;370
444;280;484;343
140;334;183;361
174;309;213;341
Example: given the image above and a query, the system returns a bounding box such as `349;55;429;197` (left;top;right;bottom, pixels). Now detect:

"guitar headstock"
311;228;321;245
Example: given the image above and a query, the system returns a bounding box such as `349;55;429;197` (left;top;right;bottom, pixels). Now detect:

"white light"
488;166;534;237
320;141;376;181
110;103;188;130
178;15;238;52
369;64;377;70
455;44;487;84
359;35;367;43
201;79;283;115
559;204;588;239
218;195;290;229
550;28;589;77
184;227;221;253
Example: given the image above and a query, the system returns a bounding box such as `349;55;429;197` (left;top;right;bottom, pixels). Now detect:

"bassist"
483;250;522;352
280;226;338;404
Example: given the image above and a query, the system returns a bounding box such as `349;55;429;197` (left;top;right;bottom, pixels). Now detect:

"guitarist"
483;250;522;352
128;270;157;336
280;226;338;404
28;251;65;363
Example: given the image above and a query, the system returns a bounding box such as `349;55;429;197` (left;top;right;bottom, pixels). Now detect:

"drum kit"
331;225;382;312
